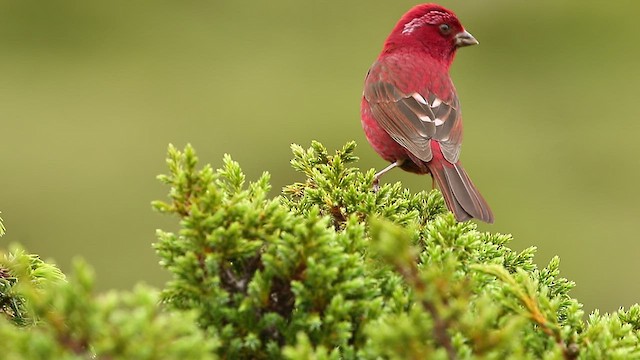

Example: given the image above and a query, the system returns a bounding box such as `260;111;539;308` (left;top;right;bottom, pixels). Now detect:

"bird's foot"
371;160;403;193
372;178;380;193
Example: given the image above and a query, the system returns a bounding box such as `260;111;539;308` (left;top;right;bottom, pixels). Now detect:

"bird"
360;3;494;223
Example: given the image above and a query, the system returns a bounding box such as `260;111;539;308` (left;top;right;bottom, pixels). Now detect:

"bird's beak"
455;30;479;47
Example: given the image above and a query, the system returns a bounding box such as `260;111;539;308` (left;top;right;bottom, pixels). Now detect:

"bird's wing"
363;66;463;164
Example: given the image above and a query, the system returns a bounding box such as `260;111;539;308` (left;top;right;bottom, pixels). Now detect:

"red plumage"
361;3;494;223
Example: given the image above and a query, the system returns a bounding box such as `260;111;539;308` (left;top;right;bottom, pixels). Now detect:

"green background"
1;0;638;315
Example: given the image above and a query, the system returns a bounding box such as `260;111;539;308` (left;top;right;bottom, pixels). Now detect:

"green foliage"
152;141;640;359
152;143;394;358
0;244;65;326
2;141;640;359
0;246;216;359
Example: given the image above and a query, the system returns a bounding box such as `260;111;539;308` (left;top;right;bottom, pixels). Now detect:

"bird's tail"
428;160;494;223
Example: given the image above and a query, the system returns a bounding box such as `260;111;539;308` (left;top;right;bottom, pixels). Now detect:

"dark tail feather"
428;161;494;223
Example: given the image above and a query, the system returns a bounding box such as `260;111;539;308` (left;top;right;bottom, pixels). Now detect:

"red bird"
361;3;494;223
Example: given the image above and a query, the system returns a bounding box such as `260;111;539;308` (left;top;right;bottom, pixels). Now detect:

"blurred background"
1;0;638;315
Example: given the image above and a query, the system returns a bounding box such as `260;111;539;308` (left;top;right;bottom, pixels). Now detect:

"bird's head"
382;3;478;63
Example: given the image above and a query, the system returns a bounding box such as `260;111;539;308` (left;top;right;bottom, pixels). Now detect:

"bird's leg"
373;160;404;192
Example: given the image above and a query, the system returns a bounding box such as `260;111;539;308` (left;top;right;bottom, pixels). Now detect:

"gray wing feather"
434;96;462;163
364;81;463;164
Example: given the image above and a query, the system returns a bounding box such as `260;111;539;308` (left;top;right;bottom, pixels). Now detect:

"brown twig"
523;296;578;360
394;263;458;360
477;266;579;360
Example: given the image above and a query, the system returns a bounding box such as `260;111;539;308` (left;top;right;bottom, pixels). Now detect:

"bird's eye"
439;23;451;35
